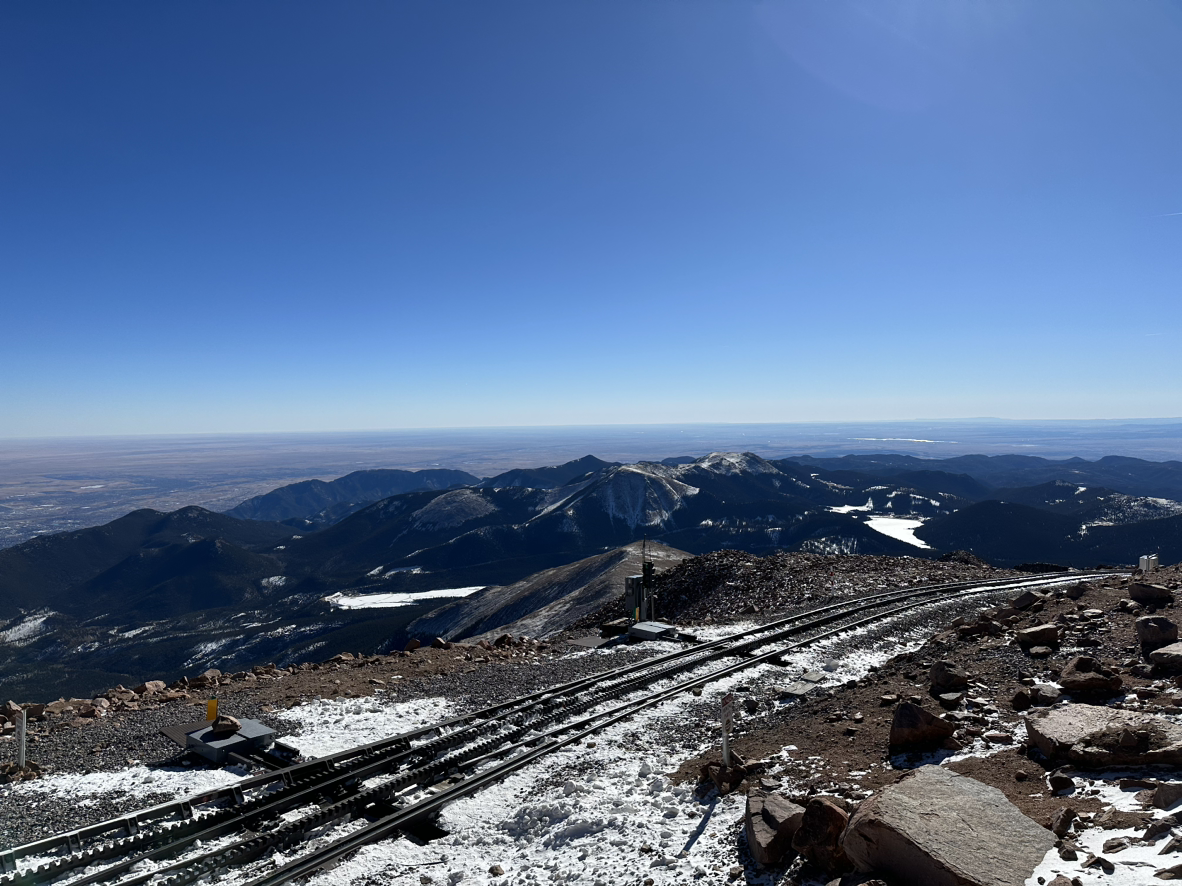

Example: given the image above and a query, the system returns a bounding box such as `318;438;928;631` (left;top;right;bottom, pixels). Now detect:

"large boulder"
889;702;955;752
790;796;850;874
744;790;804;866
841;766;1054;886
1057;656;1123;695
1027;705;1182;766
1150;642;1182;671
1137;616;1179;650
929;661;969;692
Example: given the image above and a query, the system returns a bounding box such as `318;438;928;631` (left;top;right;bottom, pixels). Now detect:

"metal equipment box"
160;718;277;765
627;621;678;641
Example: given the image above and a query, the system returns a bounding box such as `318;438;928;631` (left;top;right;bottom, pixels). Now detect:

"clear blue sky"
3;1;1181;437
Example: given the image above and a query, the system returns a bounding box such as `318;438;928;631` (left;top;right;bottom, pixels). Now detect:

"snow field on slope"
326;588;486;609
863;516;931;549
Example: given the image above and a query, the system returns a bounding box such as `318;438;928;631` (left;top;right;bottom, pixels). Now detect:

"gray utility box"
624;575;648;622
161;718;277;765
628;621;678;641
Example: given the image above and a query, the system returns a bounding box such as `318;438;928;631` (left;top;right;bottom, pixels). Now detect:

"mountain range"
1;450;1179;701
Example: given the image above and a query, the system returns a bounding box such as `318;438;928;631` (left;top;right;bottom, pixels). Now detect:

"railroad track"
1;571;1118;886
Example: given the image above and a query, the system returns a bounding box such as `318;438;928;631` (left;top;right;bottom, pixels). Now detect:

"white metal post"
720;693;734;768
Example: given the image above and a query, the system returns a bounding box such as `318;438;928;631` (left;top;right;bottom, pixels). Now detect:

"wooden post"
207;699;218;721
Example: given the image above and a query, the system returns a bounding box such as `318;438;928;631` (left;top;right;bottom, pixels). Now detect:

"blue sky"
3;1;1181;436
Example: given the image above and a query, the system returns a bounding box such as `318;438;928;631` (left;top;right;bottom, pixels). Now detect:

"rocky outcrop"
841;766;1054;886
889;702;955;751
744;790;804;866
1027;705;1182;766
1057;656;1123;695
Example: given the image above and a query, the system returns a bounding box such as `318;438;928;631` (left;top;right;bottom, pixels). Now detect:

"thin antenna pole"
17;708;27;770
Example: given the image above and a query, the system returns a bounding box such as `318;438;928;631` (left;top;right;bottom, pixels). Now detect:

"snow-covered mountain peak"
688;452;779;476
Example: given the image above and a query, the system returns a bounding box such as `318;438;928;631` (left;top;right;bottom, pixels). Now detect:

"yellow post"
207;699;218;721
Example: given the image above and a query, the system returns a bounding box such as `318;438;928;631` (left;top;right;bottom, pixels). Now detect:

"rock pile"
647;549;1005;623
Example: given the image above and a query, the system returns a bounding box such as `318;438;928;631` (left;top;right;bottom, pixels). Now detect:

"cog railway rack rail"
1;572;1121;886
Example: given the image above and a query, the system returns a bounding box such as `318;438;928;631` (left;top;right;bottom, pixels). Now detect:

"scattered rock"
744;790;805;866
929;661;969;692
1058;656;1123;695
791;796;850;874
488;865;504;876
1156;783;1182;810
841;766;1054;886
1016;624;1060;648
1011;689;1032;711
404;638;422;652
1082;853;1114;873
888;702;955;752
208;714;241;737
1031;685;1062;706
700;761;747;795
1102;836;1129;853
1048;773;1076;794
1012;590;1046;611
1050;807;1077;837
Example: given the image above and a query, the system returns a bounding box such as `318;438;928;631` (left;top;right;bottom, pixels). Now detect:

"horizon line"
4;415;1182;444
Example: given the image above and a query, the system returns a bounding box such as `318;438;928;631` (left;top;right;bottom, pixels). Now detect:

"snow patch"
830;499;873;514
325;588;485;609
864;516;931;549
273;696;455;759
0;614;53;645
